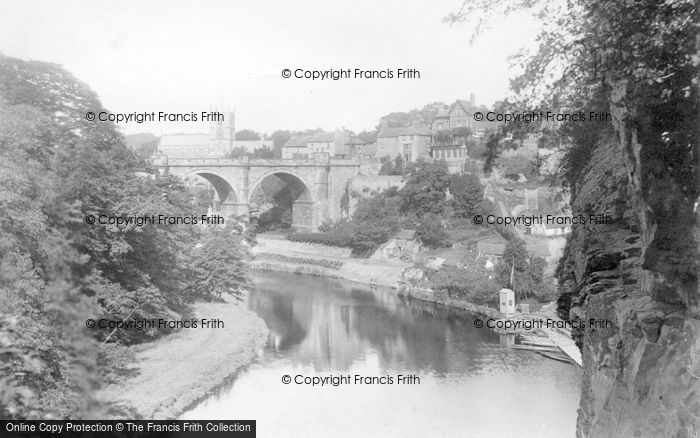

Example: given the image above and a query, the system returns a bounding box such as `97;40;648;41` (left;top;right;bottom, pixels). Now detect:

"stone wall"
557;86;699;437
327;163;363;222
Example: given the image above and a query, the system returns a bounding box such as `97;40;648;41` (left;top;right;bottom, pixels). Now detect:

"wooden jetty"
490;309;583;367
515;331;581;366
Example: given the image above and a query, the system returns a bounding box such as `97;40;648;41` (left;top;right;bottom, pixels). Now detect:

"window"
403;144;412;161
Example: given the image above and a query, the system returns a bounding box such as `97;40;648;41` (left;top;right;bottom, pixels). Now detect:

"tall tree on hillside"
495;239;545;300
399;159;451;216
449;173;484;217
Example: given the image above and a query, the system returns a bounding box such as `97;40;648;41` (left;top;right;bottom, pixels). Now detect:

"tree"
186;225;249;302
429;249;499;304
393;155;405;176
379;155;394;175
0;54;250;418
350;193;402;255
482;131;503;175
377;111;416;129
271;130;291;148
449;173;484;217
234;129;261;140
415;215;451;249
356;130;377;144
399;159;451;216
495;239;547;300
226;146;276;159
377;102;448;129
378;155;405;176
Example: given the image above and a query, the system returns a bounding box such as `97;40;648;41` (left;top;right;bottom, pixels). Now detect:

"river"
182;271;581;437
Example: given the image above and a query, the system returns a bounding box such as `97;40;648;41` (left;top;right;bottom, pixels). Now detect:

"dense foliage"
449;173;484;217
225;146;275;159
290;190;403;256
0;55;249;419
450;0;698;201
428;249;499;305
494;239;552;301
291;159;486;254
378;155;405;175
377;101;448;129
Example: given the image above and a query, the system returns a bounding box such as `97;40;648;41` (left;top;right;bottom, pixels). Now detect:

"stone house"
376;125;431;162
282;129;350;159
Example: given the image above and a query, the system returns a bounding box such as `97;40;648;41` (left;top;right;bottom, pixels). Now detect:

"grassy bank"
99;298;268;419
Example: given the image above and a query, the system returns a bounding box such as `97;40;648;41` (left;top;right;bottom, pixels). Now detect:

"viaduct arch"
154;155;363;230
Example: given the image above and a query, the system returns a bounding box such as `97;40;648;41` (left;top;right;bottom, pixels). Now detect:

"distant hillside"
125;132;158;157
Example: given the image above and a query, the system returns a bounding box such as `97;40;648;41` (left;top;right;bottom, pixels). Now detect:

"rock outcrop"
556;83;699;437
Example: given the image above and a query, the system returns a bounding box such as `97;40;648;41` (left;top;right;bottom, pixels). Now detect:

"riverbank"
251;237;502;317
397;286;502;318
251;237;408;288
100;297;268;419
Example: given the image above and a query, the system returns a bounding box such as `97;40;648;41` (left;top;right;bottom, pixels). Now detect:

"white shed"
498;288;516;316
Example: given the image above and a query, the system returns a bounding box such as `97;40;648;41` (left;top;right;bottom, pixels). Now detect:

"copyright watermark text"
472;214;612;227
85;214;224;226
281;68;421;80
473;111;610;123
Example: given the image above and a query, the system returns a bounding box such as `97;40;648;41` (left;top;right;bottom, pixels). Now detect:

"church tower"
209;107;235;146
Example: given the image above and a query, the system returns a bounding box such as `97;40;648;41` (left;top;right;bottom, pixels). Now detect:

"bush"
429;266;499;306
415;216;451;249
287;230;354;248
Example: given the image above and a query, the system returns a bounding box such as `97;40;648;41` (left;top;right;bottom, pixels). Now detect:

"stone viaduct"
154;154;365;230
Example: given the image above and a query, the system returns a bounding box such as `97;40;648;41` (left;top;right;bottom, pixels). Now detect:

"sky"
0;0;542;136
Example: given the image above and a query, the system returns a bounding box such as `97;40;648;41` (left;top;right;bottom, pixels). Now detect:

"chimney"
470;93;475;107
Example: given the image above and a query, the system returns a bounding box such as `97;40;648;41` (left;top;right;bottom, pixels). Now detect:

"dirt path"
100;299;268;419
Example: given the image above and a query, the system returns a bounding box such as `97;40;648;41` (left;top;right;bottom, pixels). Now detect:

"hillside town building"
281;129;350;159
375;124;431;162
156;109;273;158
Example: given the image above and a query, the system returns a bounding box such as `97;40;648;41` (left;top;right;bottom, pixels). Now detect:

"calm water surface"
182;271;581;438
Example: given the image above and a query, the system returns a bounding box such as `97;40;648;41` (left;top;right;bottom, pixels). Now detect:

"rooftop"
307;132;335;142
283;132;336;148
377;124;431;138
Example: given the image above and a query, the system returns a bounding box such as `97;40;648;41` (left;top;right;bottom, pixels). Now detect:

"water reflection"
251;272;528;375
183;271;581;438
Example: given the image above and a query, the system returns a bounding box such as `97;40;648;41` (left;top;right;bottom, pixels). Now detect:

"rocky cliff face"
557;83;699;437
